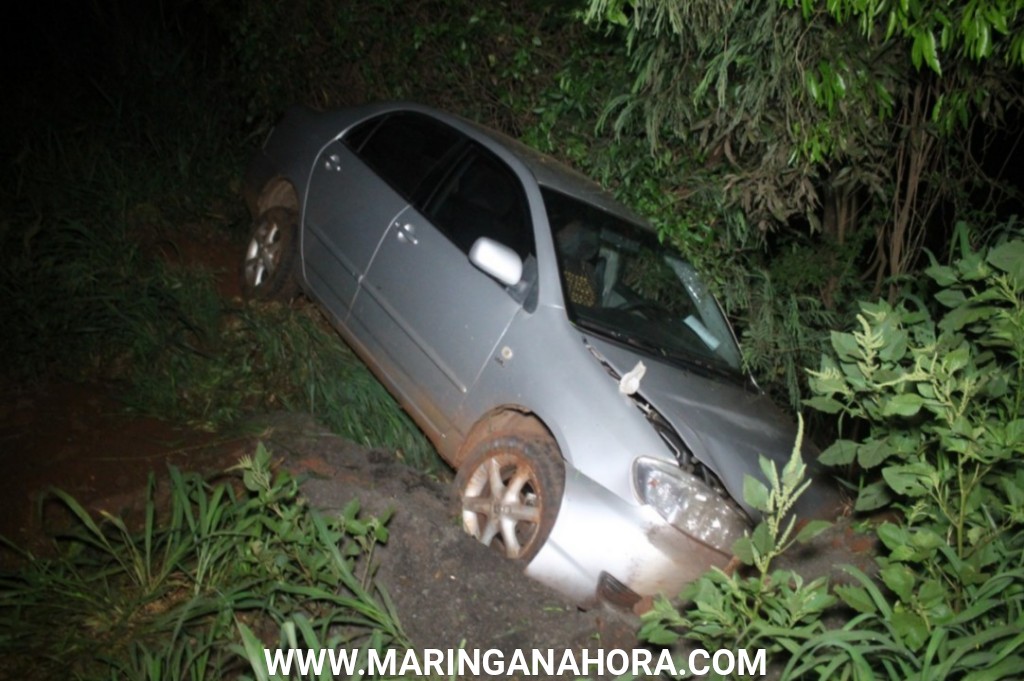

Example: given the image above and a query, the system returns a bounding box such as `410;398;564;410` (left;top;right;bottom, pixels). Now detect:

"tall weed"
123;297;439;472
796;236;1024;678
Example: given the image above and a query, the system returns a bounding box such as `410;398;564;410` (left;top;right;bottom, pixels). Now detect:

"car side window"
344;113;461;200
424;148;534;260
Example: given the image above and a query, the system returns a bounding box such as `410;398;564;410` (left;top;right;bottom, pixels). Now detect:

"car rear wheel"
241;207;299;301
456;434;564;562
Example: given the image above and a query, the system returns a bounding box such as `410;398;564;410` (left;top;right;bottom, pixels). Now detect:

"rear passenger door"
354;143;535;441
302;113;460;319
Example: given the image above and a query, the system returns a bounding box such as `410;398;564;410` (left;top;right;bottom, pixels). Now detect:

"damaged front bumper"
525;462;749;607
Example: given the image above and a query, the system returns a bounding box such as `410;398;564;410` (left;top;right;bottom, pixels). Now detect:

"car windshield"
543;188;743;376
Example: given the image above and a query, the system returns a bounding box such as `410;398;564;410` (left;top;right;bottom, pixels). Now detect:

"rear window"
345;112;462;200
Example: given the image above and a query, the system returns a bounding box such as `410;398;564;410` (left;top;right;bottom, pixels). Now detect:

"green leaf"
917;580;948;617
963;654;1024;681
878;328;909;362
857;439;894;468
795;519;831;543
891;608;929;651
835;584;877;614
957;251;990;280
920;30;941;74
883;462;934;497
909;528;944;552
733;535;755;566
820;439;858;465
803;395;844;414
880;563;915;602
743;474;771;513
781;445;806;494
831;330;861;361
881;393;925;417
876;522;909;551
944;344;971;372
986;241;1024;283
855;481;893;511
751;522;773;558
925;263;958;287
934;288;967;308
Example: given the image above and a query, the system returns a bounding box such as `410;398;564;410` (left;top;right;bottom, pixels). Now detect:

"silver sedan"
242;102;829;607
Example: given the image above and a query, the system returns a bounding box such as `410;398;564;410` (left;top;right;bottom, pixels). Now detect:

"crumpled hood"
584;334;834;519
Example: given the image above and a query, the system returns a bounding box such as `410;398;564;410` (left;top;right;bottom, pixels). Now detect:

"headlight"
633;457;749;553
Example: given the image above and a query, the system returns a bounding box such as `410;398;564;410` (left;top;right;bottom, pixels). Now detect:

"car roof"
347;102;650;229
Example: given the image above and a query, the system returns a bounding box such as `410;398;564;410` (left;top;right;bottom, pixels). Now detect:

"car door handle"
395;222;418;245
324;153;342;172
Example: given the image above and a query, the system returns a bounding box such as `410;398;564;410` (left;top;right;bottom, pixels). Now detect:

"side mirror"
469;237;523;287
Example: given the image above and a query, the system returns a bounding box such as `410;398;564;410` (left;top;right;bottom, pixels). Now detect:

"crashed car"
242;102;828;606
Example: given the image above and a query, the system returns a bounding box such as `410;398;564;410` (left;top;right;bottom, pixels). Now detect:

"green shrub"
794;237;1024;679
125;298;440;472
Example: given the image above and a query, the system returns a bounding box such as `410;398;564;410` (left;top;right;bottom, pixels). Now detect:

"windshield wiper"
661;345;742;382
573;316;627;341
574;317;743;383
574;318;665;355
581;318;740;377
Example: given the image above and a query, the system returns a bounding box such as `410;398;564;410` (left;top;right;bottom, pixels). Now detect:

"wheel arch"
253;177;300;218
455;406;561;468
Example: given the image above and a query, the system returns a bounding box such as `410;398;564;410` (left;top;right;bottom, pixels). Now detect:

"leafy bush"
0;444;407;680
795;237;1024;678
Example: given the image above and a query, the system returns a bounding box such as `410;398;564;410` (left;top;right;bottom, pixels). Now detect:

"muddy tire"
241;207;299;301
456;434;564;562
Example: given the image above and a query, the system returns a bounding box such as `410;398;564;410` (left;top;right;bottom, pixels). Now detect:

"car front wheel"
456;434;564;562
241;207;299;301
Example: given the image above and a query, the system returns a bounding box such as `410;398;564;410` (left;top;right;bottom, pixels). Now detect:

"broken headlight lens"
633;457;748;553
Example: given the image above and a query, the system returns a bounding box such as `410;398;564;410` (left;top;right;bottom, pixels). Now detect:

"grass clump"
0;443;408;680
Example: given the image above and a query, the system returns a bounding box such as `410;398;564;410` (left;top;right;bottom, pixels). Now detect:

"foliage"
0;444;407;680
205;0;580;135
796;235;1024;678
638;420;833;673
583;0;1024;303
584;0;896;228
1;65;436;468
0;210;437;470
791;0;1024;74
